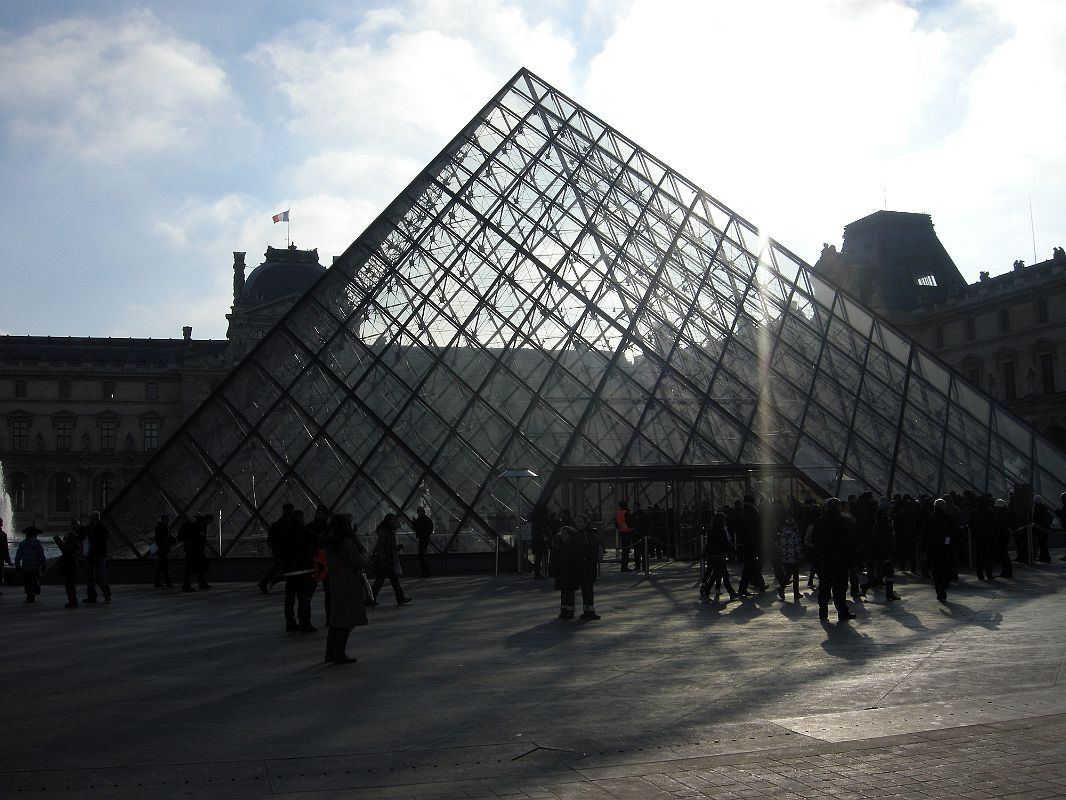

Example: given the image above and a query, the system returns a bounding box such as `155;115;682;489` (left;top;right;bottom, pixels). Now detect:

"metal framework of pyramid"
103;68;1066;557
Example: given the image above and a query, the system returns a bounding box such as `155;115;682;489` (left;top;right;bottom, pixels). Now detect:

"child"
14;526;46;602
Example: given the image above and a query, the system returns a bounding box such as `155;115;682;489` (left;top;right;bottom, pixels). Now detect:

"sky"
1;0;1064;340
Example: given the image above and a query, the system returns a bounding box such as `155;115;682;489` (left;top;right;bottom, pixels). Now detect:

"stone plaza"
2;557;1066;799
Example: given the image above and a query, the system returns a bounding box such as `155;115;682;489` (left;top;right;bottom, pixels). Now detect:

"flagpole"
287;201;291;247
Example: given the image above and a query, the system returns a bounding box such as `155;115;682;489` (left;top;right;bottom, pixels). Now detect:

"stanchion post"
643;534;649;576
495;534;500;577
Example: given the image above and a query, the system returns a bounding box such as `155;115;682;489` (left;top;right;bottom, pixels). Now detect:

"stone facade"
815;211;1066;450
0;245;324;536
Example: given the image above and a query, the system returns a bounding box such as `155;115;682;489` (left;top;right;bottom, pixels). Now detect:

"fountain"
0;461;13;539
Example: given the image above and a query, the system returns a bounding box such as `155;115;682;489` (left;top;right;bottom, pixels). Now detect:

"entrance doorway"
548;465;821;561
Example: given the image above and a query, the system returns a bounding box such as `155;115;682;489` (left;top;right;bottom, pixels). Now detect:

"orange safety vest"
615;509;633;534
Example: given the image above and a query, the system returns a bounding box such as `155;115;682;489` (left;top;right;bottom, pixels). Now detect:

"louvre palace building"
2;68;1064;558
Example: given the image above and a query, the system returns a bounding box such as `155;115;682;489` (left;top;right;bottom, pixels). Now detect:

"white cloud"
0;10;245;162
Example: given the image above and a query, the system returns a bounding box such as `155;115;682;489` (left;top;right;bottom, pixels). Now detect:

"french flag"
272;210;289;223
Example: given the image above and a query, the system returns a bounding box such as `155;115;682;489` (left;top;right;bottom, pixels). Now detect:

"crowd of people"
2;488;1064;656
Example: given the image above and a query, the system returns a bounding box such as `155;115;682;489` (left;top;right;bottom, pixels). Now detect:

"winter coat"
775;524;804;565
324;534;369;628
812;509;853;573
867;515;895;562
552;527;599;589
373;520;401;575
15;537;46;572
275;523;317;575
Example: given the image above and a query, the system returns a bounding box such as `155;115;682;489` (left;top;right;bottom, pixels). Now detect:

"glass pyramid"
102;68;1066;557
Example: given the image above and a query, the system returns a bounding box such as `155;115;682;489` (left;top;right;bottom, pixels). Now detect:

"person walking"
1032;496;1054;563
413;506;434;578
54;525;81;608
923;498;958;602
861;505;901;601
992;499;1013;578
153;514;175;588
322;514;369;664
969;496;997;582
178;515;211;592
79;510;112;604
630;502;649;572
529;503;550;580
812;498;856;621
277;509;318;632
699;511;737;601
371;513;411;606
615;501;635;572
14;526;46;602
258;503;293;593
737;496;767;596
572;514;602;620
775;515;804;602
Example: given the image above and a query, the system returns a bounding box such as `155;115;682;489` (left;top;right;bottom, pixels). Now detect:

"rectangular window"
11;419;29;451
935;325;944;348
15;379;27;398
56;419;73;451
100;419;117;451
1003;361;1017;401
55;474;73;513
965;318;975;341
146;382;158;401
1038;297;1049;324
143;420;160;451
999;308;1010;333
59;380;71;399
1041;354;1055;394
102;381;115;400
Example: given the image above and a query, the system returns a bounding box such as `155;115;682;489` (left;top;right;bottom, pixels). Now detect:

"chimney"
233;252;247;304
182;326;193;341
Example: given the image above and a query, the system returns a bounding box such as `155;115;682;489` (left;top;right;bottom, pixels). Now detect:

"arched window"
8;472;31;512
52;472;76;513
95;472;120;509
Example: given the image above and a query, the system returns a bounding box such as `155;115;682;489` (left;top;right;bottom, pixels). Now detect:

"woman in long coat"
323;514;369;665
370;513;411;606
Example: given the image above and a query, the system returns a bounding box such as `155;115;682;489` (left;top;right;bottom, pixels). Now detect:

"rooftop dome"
239;245;326;306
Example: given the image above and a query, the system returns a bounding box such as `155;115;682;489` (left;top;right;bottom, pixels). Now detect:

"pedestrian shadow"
938;599;1002;630
504;618;584;650
881;602;927;631
776;600;808;620
818;620;874;662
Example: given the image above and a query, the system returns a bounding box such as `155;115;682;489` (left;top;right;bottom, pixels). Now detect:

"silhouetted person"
178;515;211;592
737;495;766;596
615;501;635;571
371;513;410;606
812;498;856;621
413;506;434;578
1032;496;1053;563
306;504;331;622
923;498;958;602
323;514;369;664
861;505;900;601
699;511;737;601
630;502;649;572
54;525;80;608
552;520;601;620
14;526;46;602
277;509;317;632
529;503;550;580
259;503;292;593
154;514;175;588
993;499;1013;577
775;515;803;602
969;496;996;581
79;511;111;603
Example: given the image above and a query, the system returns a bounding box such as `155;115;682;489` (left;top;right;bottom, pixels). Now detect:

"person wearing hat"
14;526;46;602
